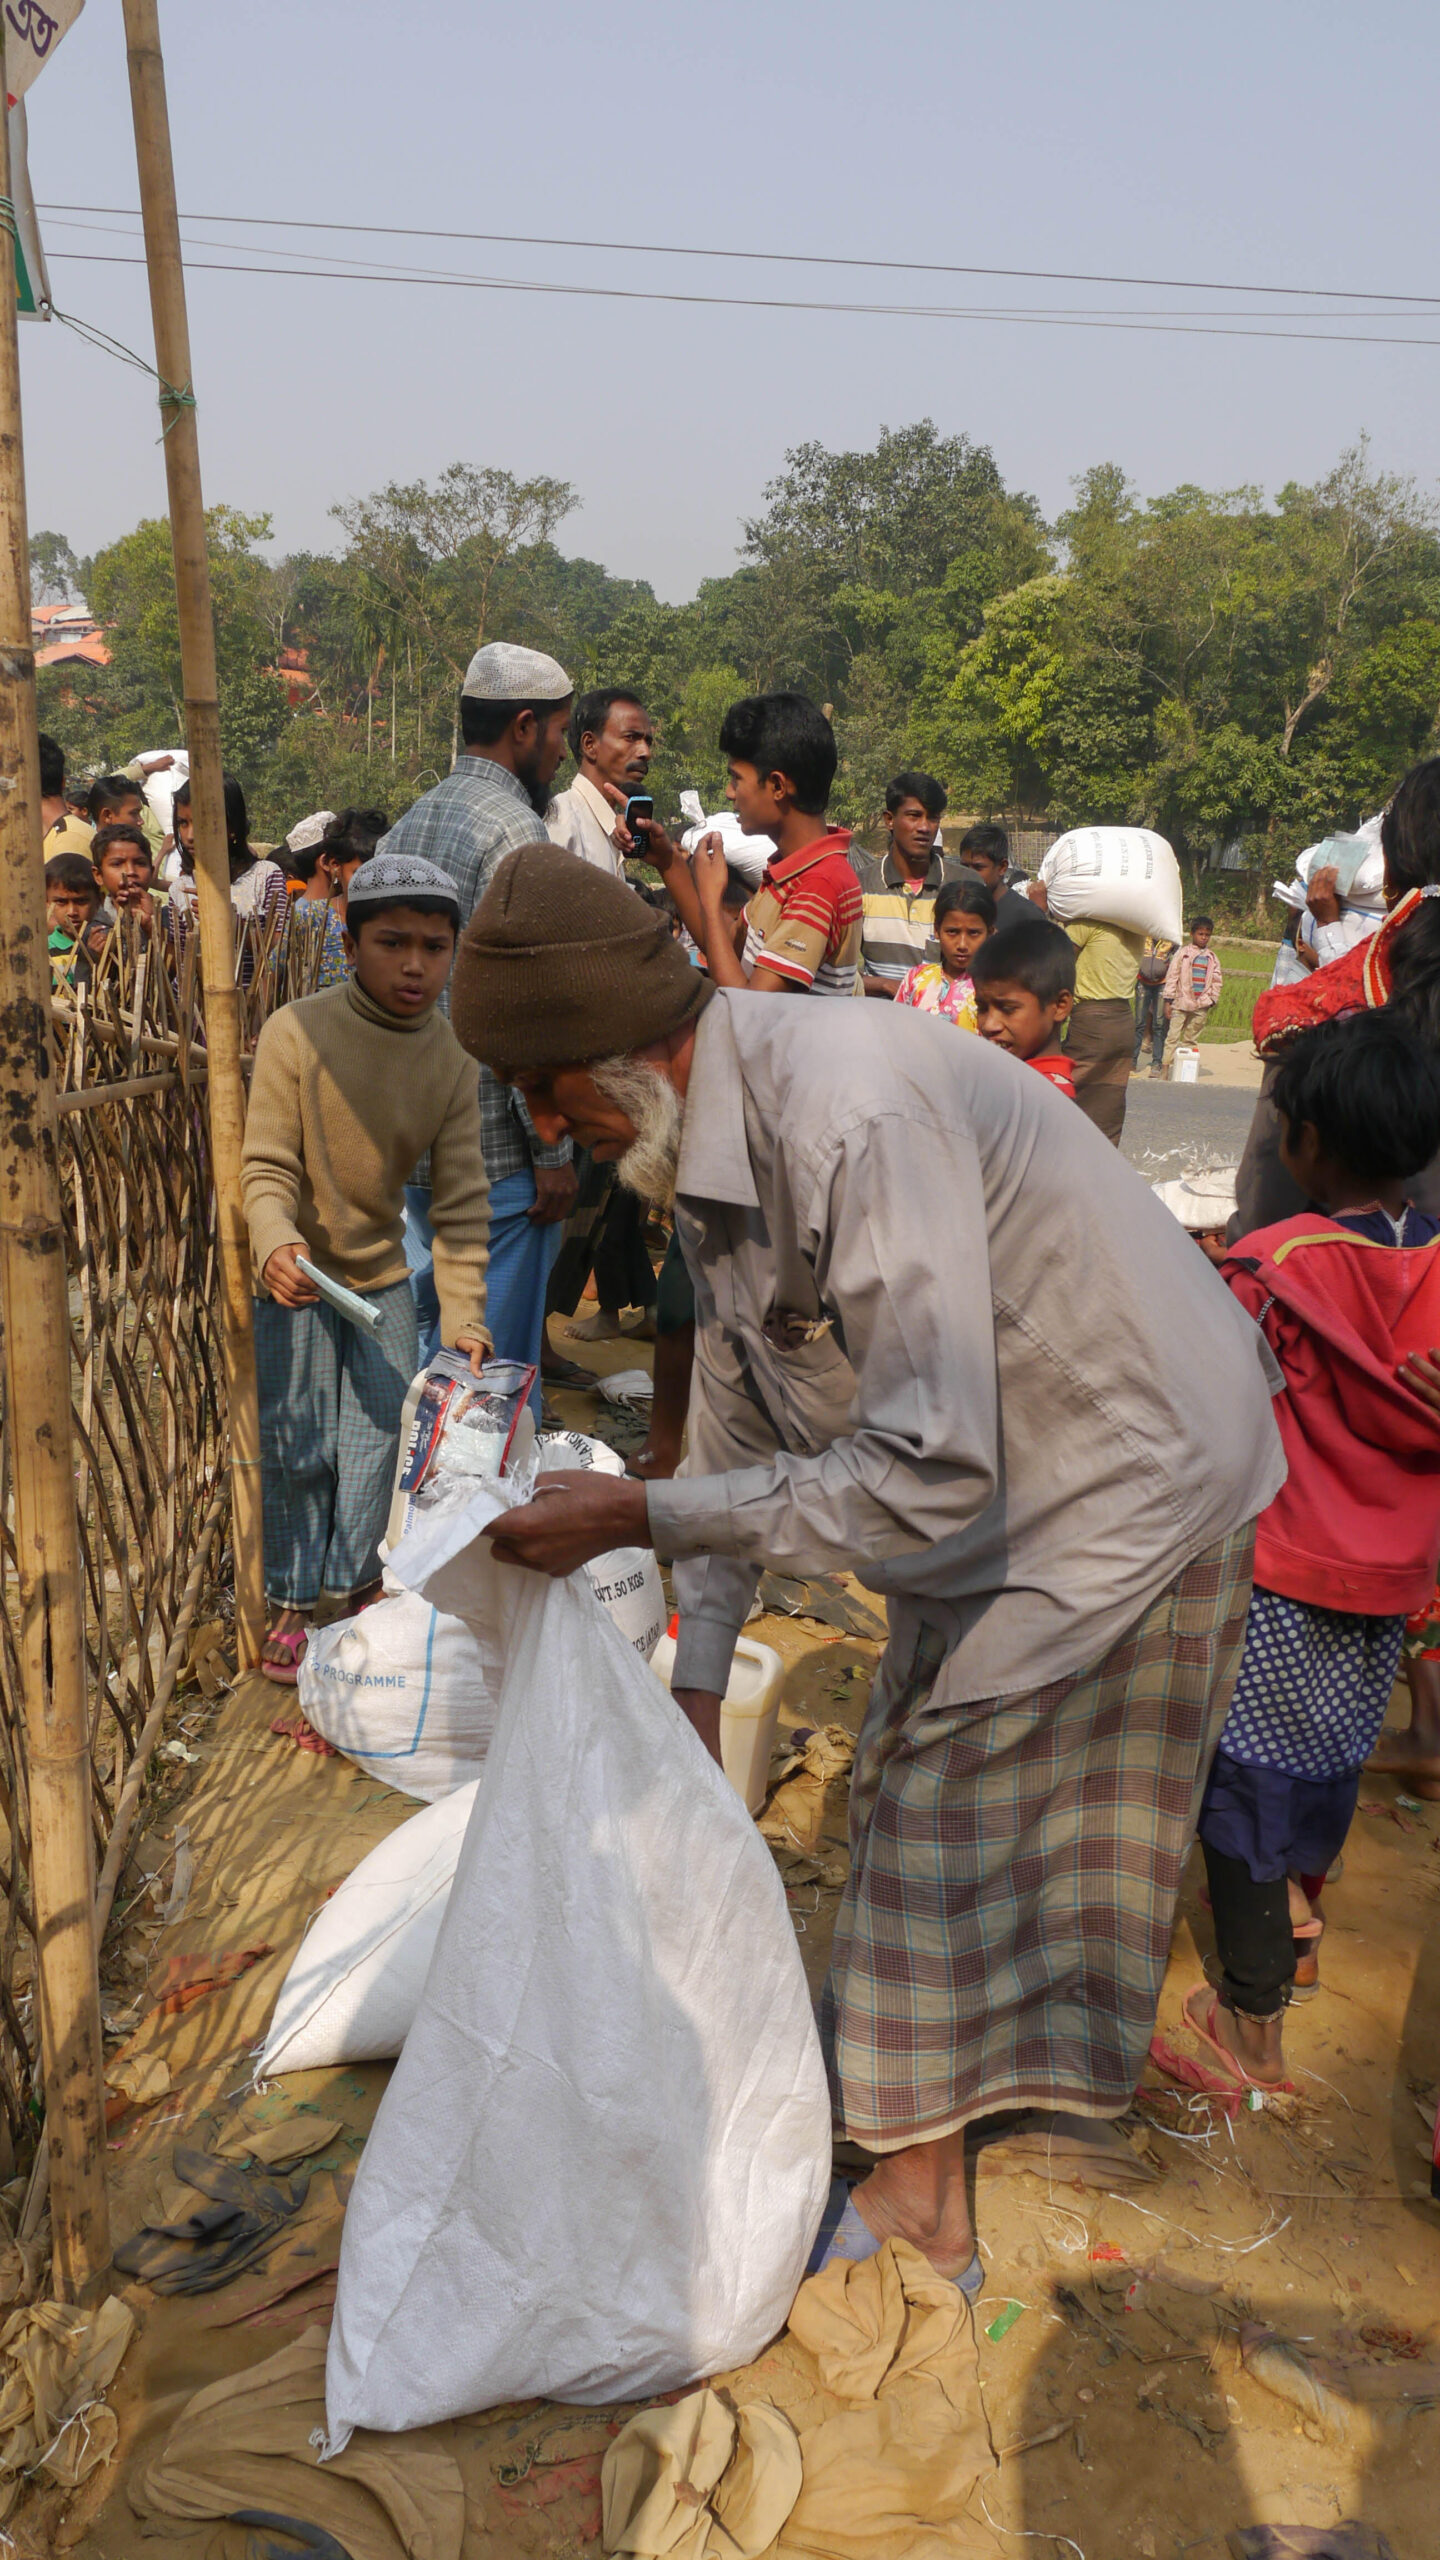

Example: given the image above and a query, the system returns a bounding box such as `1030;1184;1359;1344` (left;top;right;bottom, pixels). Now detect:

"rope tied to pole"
0;199;17;245
49;304;196;435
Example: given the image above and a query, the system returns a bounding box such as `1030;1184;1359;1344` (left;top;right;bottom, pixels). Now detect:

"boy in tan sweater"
241;851;491;1683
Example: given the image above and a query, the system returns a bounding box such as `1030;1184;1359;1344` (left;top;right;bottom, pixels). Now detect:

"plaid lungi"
254;1279;419;1612
821;1523;1254;2149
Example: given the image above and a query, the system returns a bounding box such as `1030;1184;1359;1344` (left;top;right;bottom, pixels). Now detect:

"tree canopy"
36;426;1440;885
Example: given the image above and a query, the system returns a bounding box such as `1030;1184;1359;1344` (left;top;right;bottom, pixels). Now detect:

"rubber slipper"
269;1713;335;1756
1182;1986;1294;2093
260;1625;308;1686
809;2191;984;2299
541;1353;600;1390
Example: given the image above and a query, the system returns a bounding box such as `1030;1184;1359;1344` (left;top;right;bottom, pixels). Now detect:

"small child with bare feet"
1187;1012;1440;2092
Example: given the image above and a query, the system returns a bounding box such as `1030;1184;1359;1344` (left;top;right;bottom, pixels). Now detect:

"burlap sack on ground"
128;2326;464;2560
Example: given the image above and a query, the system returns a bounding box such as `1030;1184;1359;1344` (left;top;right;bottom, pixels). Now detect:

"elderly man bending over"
452;846;1285;2296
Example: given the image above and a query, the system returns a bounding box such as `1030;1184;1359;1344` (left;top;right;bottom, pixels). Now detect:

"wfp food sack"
302;1431;664;1797
258;1784;477;2077
536;1431;665;1659
297;1583;504;1802
324;1485;831;2436
1039;825;1183;947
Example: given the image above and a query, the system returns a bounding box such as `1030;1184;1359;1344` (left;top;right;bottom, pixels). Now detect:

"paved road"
1120;1075;1259;1179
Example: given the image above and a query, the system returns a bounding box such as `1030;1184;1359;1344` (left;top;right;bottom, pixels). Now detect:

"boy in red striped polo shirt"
647;693;862;999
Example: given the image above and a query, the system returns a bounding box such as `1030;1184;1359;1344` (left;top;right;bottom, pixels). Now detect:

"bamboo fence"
0;896;332;2169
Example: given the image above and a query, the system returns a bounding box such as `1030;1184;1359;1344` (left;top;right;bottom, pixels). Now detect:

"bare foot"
850;2130;974;2279
1366;1727;1440;1795
566;1308;628;1342
1184;1985;1288;2089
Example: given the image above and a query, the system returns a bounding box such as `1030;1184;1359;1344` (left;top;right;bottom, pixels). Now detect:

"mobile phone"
624;794;654;838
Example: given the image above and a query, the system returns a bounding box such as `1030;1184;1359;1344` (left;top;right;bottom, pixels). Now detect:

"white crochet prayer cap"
285;809;336;853
344;851;461;923
461;641;572;702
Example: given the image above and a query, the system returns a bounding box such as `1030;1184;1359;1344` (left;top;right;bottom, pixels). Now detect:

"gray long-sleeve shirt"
646;995;1285;1698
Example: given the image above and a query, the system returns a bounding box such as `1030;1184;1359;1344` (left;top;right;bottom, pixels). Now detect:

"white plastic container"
1171;1045;1201;1085
649;1628;785;1815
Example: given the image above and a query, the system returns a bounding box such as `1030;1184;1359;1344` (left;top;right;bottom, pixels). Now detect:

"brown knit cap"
451;842;714;1073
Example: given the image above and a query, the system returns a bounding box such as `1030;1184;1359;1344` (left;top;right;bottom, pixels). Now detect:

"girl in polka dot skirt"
1187;1011;1440;2092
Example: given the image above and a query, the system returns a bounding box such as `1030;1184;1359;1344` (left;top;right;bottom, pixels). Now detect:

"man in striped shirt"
851;769;961;995
647;693;862;998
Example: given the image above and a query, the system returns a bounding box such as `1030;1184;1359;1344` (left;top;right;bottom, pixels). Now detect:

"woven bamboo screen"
0;897;332;2162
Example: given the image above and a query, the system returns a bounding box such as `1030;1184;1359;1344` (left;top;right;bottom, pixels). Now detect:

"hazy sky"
19;0;1440;603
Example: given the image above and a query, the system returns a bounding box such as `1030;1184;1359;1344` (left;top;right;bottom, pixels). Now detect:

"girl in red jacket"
1186;1011;1440;2092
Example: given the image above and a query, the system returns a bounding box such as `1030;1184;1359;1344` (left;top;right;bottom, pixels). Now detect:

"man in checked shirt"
381;642;580;1408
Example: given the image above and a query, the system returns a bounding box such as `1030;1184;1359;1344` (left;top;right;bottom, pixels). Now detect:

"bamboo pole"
18;1485;229;2247
121;0;265;1669
0;114;111;2297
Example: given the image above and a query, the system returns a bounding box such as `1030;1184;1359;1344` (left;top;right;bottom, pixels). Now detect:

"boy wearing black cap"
240;852;492;1685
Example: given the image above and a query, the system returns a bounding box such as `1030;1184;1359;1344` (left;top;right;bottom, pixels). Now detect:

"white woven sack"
298;1587;503;1803
1040;826;1184;946
324;1486;831;2436
537;1432;664;1658
258;1784;477;2077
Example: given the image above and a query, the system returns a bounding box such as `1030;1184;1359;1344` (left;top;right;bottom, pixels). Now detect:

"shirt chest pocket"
752;1310;857;1456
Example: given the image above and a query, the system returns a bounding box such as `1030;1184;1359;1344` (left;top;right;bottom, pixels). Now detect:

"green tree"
85;505;287;778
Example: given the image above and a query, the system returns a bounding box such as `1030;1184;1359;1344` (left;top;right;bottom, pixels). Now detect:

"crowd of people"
39;647;1440;2278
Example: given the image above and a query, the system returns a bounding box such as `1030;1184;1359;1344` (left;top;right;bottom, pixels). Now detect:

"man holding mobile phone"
547;687;655;880
545;686;662;1357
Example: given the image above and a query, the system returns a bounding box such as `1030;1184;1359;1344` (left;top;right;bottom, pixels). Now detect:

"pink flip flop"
1181;1986;1294;2095
260;1625;309;1686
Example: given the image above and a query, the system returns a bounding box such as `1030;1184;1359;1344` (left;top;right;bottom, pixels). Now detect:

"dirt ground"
31;1316;1440;2560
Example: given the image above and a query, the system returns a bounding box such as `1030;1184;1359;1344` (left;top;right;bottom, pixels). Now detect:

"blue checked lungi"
820;1523;1254;2149
254;1279;419;1611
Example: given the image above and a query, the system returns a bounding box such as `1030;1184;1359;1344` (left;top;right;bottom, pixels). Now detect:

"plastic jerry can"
649;1622;785;1815
1171;1045;1201;1084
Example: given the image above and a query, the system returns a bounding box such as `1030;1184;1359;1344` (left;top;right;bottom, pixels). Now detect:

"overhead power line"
36;200;1440;309
42;247;1440;353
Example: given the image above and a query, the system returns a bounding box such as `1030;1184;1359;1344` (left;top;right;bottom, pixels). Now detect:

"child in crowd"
305;807;390;988
90;822;160;934
87;772;147;837
893;876;995;1029
1187;1013;1440;2090
1163;914;1223;1073
971;916;1079;1098
45;852;103;976
239;851;492;1685
650;693;863;997
169;774;288;933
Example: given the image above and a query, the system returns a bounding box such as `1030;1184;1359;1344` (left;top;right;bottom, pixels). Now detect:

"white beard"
591;1058;685;1210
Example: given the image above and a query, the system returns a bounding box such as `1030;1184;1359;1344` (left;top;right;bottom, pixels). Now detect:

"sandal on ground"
806;2185;984;2298
269;1711;336;1756
1182;1985;1294;2093
541;1352;601;1390
260;1624;309;1686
